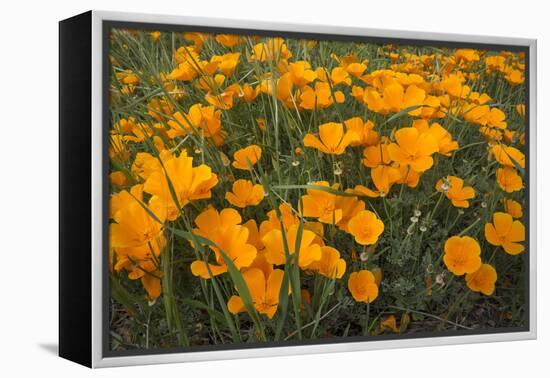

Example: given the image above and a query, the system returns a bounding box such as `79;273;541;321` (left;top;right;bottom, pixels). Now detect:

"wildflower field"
108;27;528;351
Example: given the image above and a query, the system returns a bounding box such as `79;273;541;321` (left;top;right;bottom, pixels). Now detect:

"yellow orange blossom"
215;34;240;48
335;191;366;232
466;264;497;296
503;199;523;218
251;38;292;62
364;83;426;116
259;203;299;237
227;268;285;318
262;224;322;267
393;163;420;188
110;197;166;251
110;184;143;219
380;315;399;333
387;127;438;173
370;163;402;195
225;179;265;208
443;236;482;276
348;210;384;245
412;120;458;156
344;117;379;147
436;176;475;208
287;61;317;87
485;212;525;255
300;181;343;224
299;82;345;110
110;171;127;187
240;83;260;103
307;246;346;279
491;144;525;168
143;151;217;221
114;258;162;301
496;167;523;193
348;270;379;303
303;122;359;155
190;208;257;278
167;104;224;145
361;143;391;168
232;145;262;170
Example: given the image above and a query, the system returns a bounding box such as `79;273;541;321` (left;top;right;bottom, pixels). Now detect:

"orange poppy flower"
345;117;379;147
496;167;523;193
110;198;166;251
364;83;426;115
393;163;420;188
335;192;366;232
412;120;458;156
503;199;523;218
491;144;525;168
287;61;317;87
262;224;322;268
300;181;342;224
361;143;391;168
115;258;162;301
259;203;299;236
307;246;346;279
485;212;525;255
348;270;379;303
225;179;265;208
299;82;345;110
251;38;292;62
143;151;217;220
110;171;128;187
466;264;497;296
443;236;482;276
232;145;262;170
190;208;257;278
215;34;241;48
227;268;285;319
348;210;385;245
303;122;359;155
435;176;475;208
240;83;260;103
330;67;351;86
371;165;402;195
516;104;525;117
387;127;438;173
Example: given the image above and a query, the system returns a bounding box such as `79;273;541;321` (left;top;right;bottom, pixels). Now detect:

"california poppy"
232;145;262;170
466;264;497;295
348;210;384;245
225;179;265;208
307;246;346;279
227;268;284;318
387;127;438;173
485;212;525;255
348;270;379;303
300;181;343;224
435;176;475;208
303;122;359;155
262;224;322;268
443;236;482;276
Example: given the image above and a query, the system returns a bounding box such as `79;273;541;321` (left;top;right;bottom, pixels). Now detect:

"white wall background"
1;0;546;376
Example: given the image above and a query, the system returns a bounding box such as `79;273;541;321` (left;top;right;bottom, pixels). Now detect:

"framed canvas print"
59;10;537;368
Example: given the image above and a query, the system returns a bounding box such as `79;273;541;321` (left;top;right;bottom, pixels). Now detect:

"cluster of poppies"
108;28;526;343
